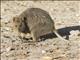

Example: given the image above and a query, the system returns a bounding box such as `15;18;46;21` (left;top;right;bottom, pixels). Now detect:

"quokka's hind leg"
31;31;39;42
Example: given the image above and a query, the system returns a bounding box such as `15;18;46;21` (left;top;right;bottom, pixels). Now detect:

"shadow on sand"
40;25;80;41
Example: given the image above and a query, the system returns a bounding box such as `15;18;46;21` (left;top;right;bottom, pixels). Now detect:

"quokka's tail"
53;30;67;40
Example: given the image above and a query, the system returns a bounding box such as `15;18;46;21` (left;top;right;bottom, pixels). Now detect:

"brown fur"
12;8;66;42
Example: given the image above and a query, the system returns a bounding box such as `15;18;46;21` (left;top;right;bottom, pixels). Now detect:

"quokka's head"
12;16;22;32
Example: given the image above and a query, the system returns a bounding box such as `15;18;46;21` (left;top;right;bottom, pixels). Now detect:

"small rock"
69;30;80;40
6;47;12;52
40;56;53;60
76;13;80;17
70;30;80;36
4;27;10;31
42;50;46;54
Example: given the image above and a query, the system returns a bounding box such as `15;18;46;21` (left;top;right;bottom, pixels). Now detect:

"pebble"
42;50;46;54
70;30;80;36
40;56;53;60
6;47;12;52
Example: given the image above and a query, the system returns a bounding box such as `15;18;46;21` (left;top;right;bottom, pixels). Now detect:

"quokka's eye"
24;17;26;20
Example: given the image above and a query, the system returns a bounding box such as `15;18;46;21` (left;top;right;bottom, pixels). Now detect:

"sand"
1;1;80;60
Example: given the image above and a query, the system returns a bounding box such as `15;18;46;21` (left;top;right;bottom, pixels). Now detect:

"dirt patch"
1;1;80;60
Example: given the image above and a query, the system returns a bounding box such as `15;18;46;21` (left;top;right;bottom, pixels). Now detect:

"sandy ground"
1;1;80;60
